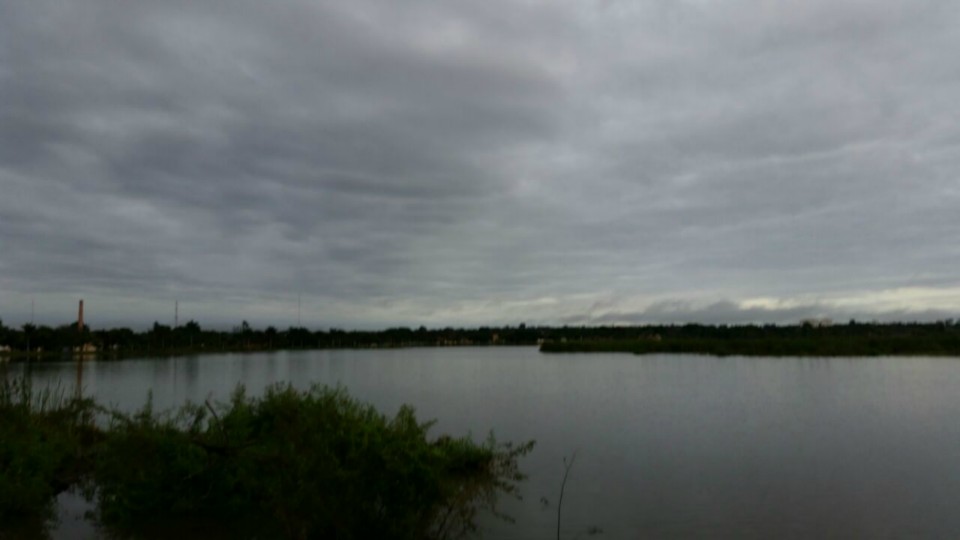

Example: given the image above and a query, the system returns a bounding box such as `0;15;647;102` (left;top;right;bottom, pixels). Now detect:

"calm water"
10;347;960;539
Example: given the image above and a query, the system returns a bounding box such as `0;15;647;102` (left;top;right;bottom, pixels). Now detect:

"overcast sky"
2;0;960;329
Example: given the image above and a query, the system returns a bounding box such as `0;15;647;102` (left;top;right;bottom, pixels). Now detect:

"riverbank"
540;335;960;356
5;320;960;362
0;342;525;364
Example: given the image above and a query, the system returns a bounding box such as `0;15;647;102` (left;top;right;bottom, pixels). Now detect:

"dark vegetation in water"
0;380;97;537
0;378;534;539
3;318;960;360
540;320;960;356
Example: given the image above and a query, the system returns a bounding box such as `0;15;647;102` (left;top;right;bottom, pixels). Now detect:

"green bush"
91;384;533;539
0;379;96;537
0;378;533;539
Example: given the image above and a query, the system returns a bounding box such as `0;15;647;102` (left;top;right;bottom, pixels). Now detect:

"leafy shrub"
0;378;532;539
0;379;95;536
93;384;533;539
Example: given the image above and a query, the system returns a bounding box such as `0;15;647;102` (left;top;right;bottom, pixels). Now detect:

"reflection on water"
11;348;960;539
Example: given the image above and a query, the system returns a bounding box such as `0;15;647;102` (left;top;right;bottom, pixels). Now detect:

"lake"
10;347;960;538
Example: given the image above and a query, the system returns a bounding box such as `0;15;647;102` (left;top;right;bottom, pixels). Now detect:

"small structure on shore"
74;343;98;355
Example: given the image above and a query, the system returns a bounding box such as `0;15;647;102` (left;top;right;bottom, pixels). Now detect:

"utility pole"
298;294;302;328
77;299;85;363
31;298;35;324
175;300;179;328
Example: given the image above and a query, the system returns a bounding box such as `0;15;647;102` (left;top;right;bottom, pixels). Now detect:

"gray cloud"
2;0;960;328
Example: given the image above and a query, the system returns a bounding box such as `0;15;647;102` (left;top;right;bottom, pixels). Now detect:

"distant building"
73;343;98;355
801;318;833;328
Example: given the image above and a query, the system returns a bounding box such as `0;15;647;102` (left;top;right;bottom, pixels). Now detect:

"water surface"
11;347;960;538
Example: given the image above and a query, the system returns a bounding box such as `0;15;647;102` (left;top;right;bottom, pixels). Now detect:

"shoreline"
4;321;960;362
539;337;960;357
0;343;533;364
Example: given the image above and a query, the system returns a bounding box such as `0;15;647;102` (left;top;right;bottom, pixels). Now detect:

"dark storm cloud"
2;0;960;328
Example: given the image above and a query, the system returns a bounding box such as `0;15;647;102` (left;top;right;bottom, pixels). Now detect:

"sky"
2;0;960;330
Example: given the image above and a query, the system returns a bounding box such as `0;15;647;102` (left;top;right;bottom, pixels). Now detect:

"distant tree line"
540;319;960;356
2;318;960;359
0;319;546;359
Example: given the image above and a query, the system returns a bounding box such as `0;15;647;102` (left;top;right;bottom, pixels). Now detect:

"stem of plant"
557;451;577;540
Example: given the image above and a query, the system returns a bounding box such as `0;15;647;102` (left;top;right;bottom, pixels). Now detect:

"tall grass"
0;378;97;537
0;378;533;539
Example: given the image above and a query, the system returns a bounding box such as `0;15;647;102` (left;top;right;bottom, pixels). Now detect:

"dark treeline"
3;318;960;359
0;319;547;359
541;319;960;356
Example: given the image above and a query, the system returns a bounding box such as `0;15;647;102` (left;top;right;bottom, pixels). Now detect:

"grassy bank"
0;378;533;539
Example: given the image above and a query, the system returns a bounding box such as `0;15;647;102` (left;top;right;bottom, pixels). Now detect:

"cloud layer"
2;0;960;328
